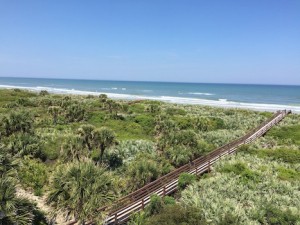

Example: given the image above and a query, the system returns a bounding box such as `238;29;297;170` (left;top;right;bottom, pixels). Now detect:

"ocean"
0;77;300;113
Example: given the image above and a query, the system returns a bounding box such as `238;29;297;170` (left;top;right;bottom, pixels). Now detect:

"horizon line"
0;75;299;87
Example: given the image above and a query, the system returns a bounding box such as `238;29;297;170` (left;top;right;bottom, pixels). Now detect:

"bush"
107;152;123;169
18;157;48;196
249;148;300;164
163;196;176;205
134;114;155;134
219;162;261;183
145;204;206;225
146;195;164;216
258;205;299;225
178;173;196;190
39;90;49;96
276;166;300;182
268;125;300;145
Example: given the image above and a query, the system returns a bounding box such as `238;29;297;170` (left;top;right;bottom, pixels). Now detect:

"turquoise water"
0;77;300;112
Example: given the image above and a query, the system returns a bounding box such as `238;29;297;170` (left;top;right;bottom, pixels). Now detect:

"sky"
0;0;299;85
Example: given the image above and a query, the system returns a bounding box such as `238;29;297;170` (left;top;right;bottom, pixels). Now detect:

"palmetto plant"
0;176;33;225
47;161;115;224
65;104;86;122
48;106;61;125
92;127;115;162
60;135;88;162
1;111;33;137
77;124;95;151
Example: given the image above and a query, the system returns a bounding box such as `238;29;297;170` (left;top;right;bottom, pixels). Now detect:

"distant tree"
48;106;61;125
39;90;49;96
77;125;95;151
60;136;88;162
99;94;108;108
145;104;161;114
92;127;116;162
65;104;86;122
154;115;178;152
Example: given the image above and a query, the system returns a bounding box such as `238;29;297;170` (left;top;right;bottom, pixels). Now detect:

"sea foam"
0;84;299;113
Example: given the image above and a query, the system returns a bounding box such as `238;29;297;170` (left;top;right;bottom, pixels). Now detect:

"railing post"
114;213;118;225
141;198;145;209
195;166;198;175
163;186;166;196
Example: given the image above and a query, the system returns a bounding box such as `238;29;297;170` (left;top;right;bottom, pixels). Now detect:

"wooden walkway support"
68;110;291;225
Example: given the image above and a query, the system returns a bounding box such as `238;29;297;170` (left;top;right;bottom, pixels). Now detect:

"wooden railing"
68;110;291;225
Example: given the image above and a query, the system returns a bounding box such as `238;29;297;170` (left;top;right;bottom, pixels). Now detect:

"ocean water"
0;77;300;113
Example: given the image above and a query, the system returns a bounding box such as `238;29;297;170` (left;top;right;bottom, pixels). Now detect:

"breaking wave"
0;84;299;113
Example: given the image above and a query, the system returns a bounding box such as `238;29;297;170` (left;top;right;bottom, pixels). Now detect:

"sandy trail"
16;187;73;225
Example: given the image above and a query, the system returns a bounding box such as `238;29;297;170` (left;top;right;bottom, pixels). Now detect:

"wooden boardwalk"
69;110;291;225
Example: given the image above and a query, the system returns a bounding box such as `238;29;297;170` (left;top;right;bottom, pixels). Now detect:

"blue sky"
0;0;299;84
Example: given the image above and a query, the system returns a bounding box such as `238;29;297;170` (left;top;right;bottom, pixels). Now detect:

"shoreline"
1;84;300;113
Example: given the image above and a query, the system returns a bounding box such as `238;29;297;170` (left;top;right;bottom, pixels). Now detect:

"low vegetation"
0;88;298;224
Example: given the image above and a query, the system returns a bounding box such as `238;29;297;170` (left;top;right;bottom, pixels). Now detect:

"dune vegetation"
0;88;299;224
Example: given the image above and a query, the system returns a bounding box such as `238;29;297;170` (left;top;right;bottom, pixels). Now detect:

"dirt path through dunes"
16;187;72;225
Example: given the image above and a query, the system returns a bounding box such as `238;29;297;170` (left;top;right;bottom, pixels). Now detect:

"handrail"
67;110;290;225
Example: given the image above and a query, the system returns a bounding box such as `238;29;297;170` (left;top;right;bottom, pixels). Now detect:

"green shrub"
146;195;164;216
219;212;240;225
165;107;186;116
268;125;300;145
18;157;48;196
276;166;300;182
107;152;123;169
145;204;206;225
258;205;299;225
178;173;196;190
163;196;176;205
134;114;155;134
219;162;260;183
252;148;300;164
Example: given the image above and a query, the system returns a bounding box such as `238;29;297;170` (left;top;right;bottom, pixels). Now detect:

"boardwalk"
69;110;291;225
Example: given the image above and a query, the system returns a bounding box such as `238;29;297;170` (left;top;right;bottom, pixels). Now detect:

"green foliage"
39;90;49;96
218;162;261;183
257;205;299;225
7;133;45;160
128;211;147;225
268;125;300;145
106;152;123;169
276;166;300;182
247;148;300;164
165;146;193;167
92;127;116;162
1;110;34;136
18;157;48;196
146;195;164;216
165;107;186;116
65;103;86;122
163;196;176;205
47;161;115;223
112;140;155;163
60;135;88;162
178;173;196;190
134;114;155;134
218;212;240;225
181;154;300;224
145;204;206;225
127;153;172;189
103;119;150;140
0;175;47;225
